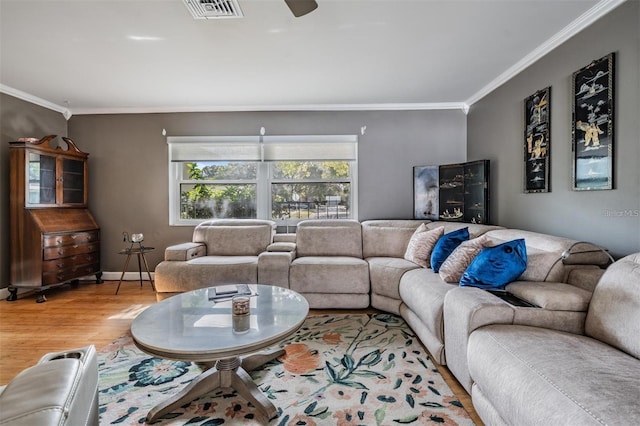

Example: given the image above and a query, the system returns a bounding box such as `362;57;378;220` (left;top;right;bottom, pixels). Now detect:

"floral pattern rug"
98;313;474;425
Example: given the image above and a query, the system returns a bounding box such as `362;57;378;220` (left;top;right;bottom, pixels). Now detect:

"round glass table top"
131;285;309;362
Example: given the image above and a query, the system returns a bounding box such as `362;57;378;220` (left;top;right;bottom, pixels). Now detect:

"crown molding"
0;84;72;120
1;83;468;115
70;102;469;115
465;0;627;106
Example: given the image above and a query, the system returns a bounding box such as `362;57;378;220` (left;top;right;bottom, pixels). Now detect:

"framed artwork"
572;52;615;190
413;165;439;219
524;87;551;193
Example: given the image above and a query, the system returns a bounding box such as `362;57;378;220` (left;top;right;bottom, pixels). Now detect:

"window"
168;135;357;226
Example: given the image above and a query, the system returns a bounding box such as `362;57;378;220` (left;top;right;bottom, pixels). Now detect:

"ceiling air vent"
183;0;244;19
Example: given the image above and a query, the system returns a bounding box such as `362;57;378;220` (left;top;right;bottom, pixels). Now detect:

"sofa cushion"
296;220;363;258
404;224;443;268
460;239;527;290
290;256;370;294
439;235;490;283
426;221;504;238
431;227;469;272
468;324;640;425
155;256;259;293
566;266;605;292
482;229;609;283
585;253;640;359
368;257;420;299
362;220;427;258
193;219;275;256
399;268;457;350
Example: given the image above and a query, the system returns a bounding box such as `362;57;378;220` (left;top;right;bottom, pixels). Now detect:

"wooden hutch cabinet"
8;135;102;302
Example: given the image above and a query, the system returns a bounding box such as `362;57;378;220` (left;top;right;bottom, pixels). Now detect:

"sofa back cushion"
362;220;429;258
296;219;363;258
193;219;276;256
483;229;609;282
426;221;503;238
585;253;640;359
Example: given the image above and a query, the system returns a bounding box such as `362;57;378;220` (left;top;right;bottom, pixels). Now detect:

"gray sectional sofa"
464;253;640;425
153;218;640;424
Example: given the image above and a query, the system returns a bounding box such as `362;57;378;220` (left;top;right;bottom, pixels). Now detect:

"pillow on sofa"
460;239;527;290
404;224;444;268
439;234;490;283
430;227;469;272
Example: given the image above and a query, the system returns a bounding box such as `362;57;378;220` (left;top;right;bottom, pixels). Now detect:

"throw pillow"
439;234;490;283
404;224;444;268
460;239;528;290
430;227;470;272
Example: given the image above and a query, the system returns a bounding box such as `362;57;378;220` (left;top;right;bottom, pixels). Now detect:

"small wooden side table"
116;245;156;295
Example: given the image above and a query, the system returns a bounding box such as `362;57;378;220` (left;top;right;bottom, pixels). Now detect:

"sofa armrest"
274;233;296;243
164;242;206;261
267;242;297;253
258;251;295;288
444;287;515;393
0;345;98;426
506;281;592;312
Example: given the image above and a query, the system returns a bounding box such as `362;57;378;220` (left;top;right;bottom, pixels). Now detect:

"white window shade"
168;135;357;162
262;135;357;161
168;136;261;162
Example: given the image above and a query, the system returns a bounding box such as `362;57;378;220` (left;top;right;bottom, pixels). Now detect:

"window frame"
168;135;358;226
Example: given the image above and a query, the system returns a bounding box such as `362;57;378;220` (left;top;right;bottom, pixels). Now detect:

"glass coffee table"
131;284;309;423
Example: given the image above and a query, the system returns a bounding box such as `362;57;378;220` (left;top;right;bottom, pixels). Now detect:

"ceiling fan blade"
284;0;318;17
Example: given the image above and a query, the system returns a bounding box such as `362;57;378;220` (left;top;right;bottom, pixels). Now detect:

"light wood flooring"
0;281;481;424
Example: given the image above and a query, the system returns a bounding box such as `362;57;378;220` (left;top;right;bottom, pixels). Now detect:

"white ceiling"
0;0;623;118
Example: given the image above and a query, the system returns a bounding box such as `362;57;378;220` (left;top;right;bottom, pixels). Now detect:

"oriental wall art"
571;52;615;191
524;86;551;193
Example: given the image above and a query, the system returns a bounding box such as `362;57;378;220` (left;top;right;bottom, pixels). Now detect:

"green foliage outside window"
180;163;257;219
179;161;351;221
271;161;351;220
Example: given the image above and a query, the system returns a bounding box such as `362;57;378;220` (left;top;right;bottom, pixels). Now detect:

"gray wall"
467;0;640;258
68;109;467;272
0;93;68;288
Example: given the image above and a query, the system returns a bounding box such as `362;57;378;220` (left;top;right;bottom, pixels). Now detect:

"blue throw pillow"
459;239;527;290
430;227;470;272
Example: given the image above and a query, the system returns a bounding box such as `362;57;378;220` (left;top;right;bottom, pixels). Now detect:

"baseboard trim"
0;271;155;300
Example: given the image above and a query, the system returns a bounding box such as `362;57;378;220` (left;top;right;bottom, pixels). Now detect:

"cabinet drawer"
43;231;99;248
42;262;100;285
43;242;99;260
42;253;99;272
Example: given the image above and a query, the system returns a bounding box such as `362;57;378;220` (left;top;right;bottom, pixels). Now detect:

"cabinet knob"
57;239;63;244
58;250;65;255
71;235;77;239
56;263;64;269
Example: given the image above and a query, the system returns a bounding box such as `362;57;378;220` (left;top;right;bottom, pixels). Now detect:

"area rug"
98;313;474;425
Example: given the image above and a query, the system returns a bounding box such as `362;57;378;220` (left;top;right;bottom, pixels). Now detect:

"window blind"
263;135;357;161
168;135;357;162
168;136;261;162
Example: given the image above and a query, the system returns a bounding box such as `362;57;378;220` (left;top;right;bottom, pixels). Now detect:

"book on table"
208;284;252;301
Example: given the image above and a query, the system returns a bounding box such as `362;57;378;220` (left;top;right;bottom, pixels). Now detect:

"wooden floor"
0;281;481;425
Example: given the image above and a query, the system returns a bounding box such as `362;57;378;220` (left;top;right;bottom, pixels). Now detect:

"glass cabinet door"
28;153;57;205
62;158;85;204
